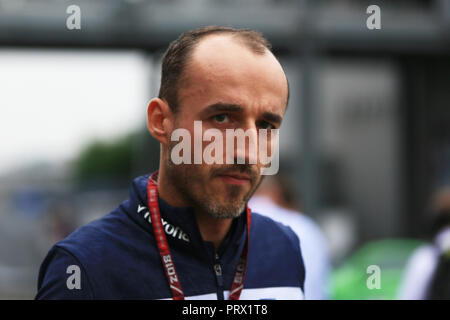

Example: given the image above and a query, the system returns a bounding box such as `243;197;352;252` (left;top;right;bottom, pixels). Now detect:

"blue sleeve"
284;225;306;294
35;246;94;300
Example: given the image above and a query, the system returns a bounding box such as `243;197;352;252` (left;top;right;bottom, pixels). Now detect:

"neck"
157;165;233;251
157;164;190;207
195;211;233;251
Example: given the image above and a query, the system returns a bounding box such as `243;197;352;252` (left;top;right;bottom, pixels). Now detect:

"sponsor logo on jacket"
137;205;190;242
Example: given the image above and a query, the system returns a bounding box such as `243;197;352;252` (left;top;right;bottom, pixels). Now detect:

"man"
249;174;331;299
36;26;305;300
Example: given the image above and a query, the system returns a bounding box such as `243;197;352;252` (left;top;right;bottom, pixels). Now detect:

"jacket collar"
126;173;247;262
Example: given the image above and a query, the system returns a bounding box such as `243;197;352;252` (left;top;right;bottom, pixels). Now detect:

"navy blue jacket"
36;174;305;299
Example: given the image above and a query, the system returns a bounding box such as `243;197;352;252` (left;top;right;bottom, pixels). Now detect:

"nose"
226;122;258;165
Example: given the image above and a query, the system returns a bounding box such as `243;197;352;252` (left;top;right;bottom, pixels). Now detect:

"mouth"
216;172;251;185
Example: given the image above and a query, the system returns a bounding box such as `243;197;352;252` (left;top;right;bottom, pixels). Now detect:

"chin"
207;204;246;219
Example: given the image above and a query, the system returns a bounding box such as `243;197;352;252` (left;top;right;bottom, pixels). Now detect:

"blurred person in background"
397;187;450;299
249;173;332;299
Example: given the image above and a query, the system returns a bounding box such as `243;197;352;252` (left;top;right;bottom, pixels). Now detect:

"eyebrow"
201;103;243;115
262;111;282;126
201;102;283;125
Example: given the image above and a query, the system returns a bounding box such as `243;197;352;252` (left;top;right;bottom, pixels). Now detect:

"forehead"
178;35;288;112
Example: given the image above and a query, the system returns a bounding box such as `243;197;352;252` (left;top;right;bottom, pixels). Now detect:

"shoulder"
279;210;330;254
250;197;327;248
35;211;121;299
36;245;94;299
246;212;306;294
36;205;150;299
249;212;305;276
55;205;143;261
250;211;301;253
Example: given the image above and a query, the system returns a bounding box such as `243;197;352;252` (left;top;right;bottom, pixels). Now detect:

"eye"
213;114;229;123
257;120;275;130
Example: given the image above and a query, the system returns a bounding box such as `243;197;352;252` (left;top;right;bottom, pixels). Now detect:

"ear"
147;98;173;145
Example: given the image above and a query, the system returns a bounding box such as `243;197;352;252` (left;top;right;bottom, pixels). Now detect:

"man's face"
165;35;288;219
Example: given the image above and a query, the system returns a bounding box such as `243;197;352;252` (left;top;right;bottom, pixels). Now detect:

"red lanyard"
146;172;251;300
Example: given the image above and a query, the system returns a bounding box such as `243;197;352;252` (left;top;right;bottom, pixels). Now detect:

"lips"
217;172;251;185
221;172;250;180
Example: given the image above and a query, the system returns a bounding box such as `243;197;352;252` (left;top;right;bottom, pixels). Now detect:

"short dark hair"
158;26;273;113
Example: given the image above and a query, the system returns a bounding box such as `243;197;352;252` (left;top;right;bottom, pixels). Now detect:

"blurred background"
1;0;450;299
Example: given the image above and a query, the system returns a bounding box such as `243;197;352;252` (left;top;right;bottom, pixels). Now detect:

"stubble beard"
165;148;259;219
